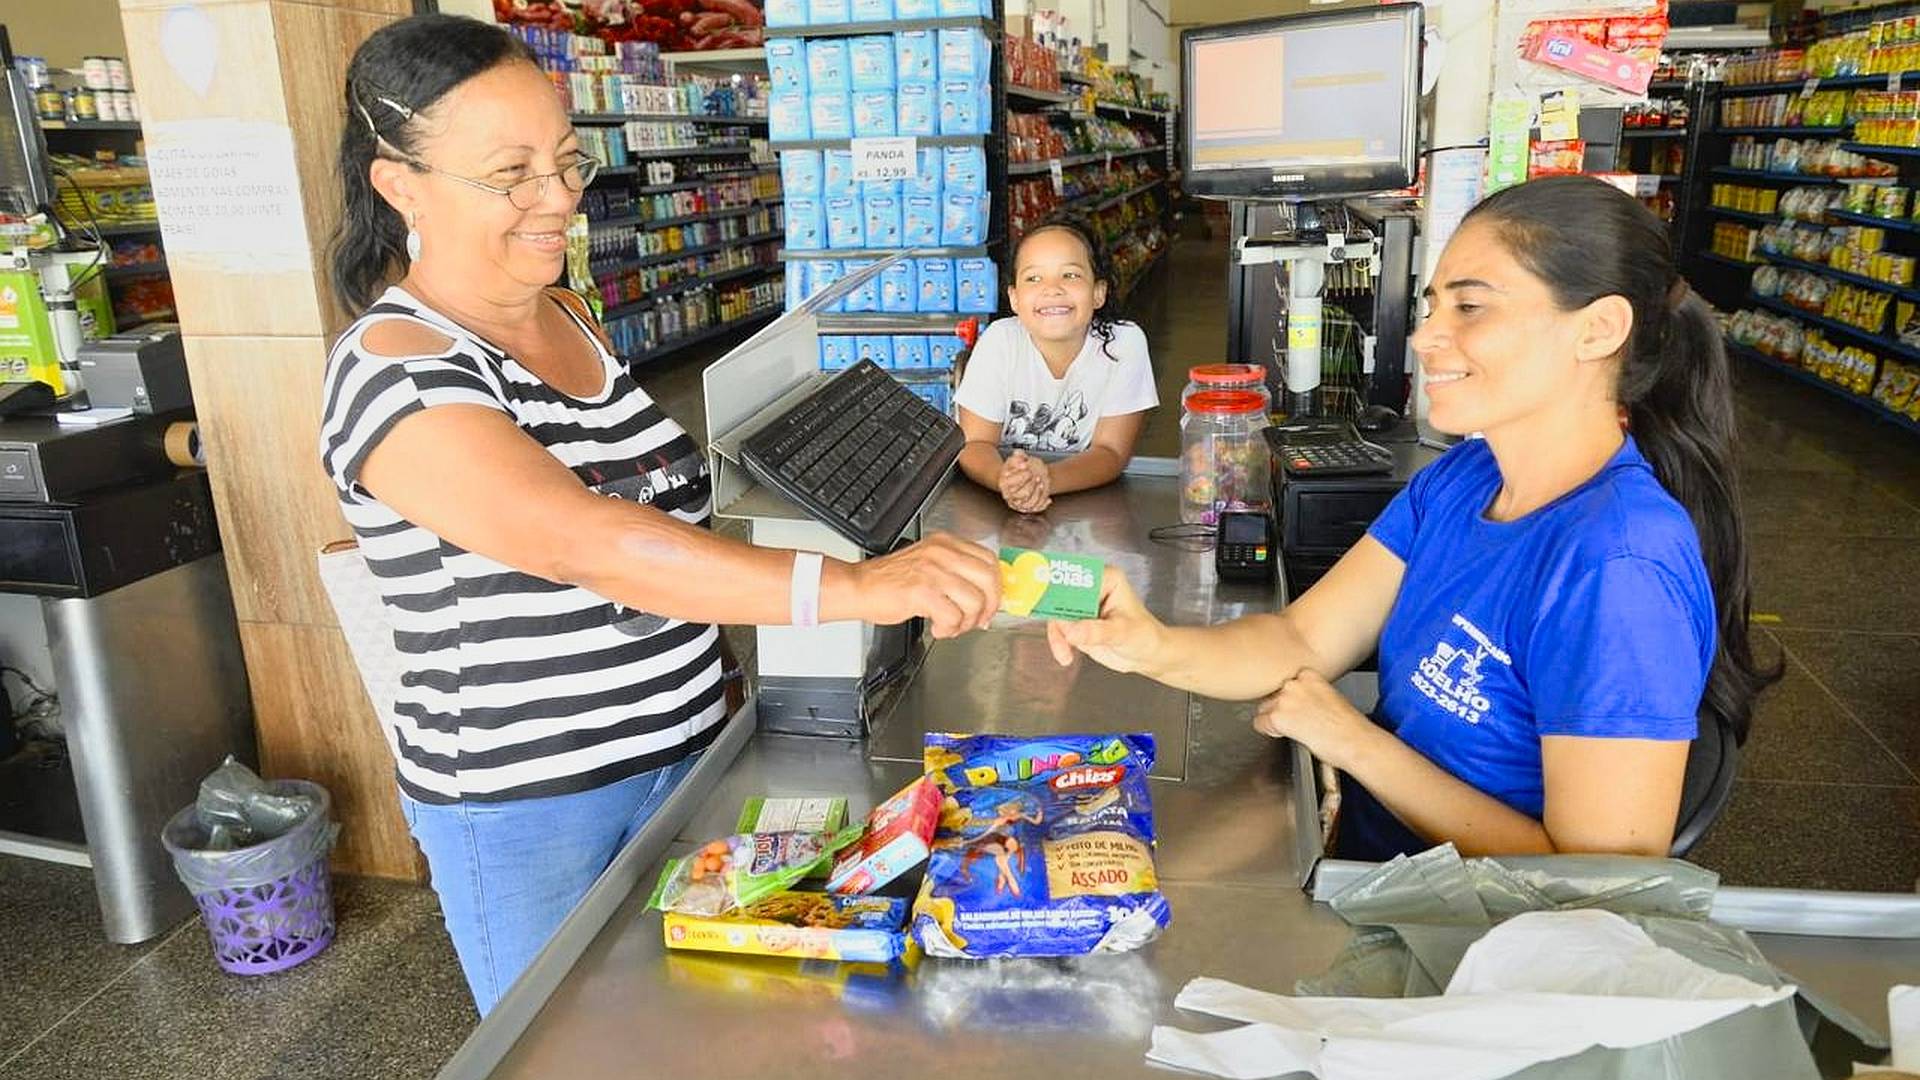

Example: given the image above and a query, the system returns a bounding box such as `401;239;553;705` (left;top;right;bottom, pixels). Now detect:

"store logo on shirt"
1410;614;1513;726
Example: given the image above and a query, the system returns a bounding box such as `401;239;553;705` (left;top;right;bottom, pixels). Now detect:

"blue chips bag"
911;733;1170;958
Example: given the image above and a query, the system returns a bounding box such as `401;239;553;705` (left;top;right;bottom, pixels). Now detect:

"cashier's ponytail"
329;15;534;313
1466;175;1780;744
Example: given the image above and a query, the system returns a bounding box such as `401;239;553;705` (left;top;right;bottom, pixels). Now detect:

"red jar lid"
1184;389;1267;415
1188;363;1263;386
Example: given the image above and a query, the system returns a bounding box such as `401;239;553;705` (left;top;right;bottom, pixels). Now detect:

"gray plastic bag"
161;774;339;897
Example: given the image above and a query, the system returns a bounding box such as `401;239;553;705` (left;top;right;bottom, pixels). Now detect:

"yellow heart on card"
1000;550;1051;617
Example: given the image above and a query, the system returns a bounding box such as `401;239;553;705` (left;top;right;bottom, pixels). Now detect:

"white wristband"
790;551;824;628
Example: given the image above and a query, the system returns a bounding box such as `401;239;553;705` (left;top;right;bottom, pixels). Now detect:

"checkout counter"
0;327;255;943
431;462;1920;1079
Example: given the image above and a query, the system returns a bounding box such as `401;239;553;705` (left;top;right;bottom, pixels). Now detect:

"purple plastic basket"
189;855;336;975
162;778;337;976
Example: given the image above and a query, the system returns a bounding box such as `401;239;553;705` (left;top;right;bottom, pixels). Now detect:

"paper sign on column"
143;119;311;274
851;137;917;182
1487;97;1534;193
1538;88;1580;142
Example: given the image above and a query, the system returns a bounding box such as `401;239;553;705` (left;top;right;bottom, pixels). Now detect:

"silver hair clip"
354;91;414;136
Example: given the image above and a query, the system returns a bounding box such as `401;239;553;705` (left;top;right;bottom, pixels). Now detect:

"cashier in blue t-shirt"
1049;176;1778;859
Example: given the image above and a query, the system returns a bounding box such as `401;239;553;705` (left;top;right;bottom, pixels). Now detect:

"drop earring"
405;211;422;262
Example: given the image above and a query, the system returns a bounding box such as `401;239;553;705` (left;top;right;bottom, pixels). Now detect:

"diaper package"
902;194;940;247
826;196;865;249
943;145;987;194
850;35;896;90
780;149;823;196
916;258;956;312
895;31;937;83
806;258;845;311
856;335;895;369
942;193;986;246
823;149;857;197
939;79;985;135
767;38;809;93
842;258;879;312
808;39;851;93
811;92;853;139
820;334;857;369
852;0;894;18
906;146;944;196
938;28;991;80
853;89;897;137
785;195;825;250
770;90;811;141
880;261;917;312
893;335;931;368
864;191;903;248
955;257;998;314
897;80;937;136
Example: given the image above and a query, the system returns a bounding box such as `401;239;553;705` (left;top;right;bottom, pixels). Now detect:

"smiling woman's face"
1409;219;1627;437
379;61;584;297
1008;226;1108;350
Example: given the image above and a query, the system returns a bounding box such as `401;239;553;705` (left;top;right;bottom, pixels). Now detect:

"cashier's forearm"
958;441;1005;488
1042;447;1124;495
1343;725;1558;856
1146;612;1335;701
552;498;861;626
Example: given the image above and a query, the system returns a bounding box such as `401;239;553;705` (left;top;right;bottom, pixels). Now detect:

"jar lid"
1184;389;1267;415
1188;363;1263;386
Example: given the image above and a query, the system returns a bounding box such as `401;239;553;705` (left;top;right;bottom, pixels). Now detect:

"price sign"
1801;77;1821;99
850;137;918;182
1049;158;1065;195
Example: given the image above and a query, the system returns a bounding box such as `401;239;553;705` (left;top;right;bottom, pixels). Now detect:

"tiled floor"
1;222;1915;1078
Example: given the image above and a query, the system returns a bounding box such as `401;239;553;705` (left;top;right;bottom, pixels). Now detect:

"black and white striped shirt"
318;286;725;804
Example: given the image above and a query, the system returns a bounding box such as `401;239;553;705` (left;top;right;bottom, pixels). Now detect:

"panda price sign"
851;137;918;182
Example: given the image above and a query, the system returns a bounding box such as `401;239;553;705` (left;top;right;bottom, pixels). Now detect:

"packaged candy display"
1711;221;1761;263
912;733;1171;958
1005;33;1062;92
660;892;911;963
996;548;1104;619
1624;95;1687;129
828;778;943;895
1727;136;1897;178
650;828;862;918
1872;361;1920;416
1719;89;1851;130
1850;90;1920;148
1179;390;1271;526
1527;139;1586;178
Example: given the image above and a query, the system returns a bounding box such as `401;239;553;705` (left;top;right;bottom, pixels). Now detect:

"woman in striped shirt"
319;15;999;1015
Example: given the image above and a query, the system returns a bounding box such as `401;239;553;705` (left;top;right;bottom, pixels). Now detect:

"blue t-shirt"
1335;436;1716;861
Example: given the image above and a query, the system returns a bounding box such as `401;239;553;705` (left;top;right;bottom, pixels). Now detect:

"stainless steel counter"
441;468;1919;1080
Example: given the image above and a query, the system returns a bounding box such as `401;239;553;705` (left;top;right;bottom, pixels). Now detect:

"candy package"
650;827;861;917
661;892;911;963
828;777;942;895
911;733;1170;958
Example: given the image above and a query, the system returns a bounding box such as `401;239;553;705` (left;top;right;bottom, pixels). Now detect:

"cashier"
317;15;999;1015
1051;176;1779;860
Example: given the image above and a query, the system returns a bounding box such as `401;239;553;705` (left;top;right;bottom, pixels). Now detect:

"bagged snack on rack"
650;826;862;917
911;733;1170;959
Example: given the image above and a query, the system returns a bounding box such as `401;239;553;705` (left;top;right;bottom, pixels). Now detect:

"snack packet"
650;827;861;917
998;547;1103;619
911;733;1170;958
828;777;942;895
661;891;910;963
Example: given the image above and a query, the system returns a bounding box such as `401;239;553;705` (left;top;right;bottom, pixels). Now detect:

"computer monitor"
1182;3;1423;201
0;27;55;214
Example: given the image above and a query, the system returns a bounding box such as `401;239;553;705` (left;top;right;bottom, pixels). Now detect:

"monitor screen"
1183;4;1421;199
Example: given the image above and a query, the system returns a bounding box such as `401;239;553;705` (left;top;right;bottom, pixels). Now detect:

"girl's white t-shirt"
953;318;1158;454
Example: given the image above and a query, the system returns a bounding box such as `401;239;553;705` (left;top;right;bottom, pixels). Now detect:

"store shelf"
661;47;768;70
1828;208;1920;234
816;313;982;333
770;134;988;150
1704;205;1783;226
1715;125;1849;137
39;119;141;132
103;261;167;280
1092;101;1169;121
1060;71;1095;86
1749;294;1917;360
1007;85;1076;107
779;245;989;259
602;144;765;165
1648;80;1688;93
600;164;778;185
571;112;767;127
770;15;994;37
625;309;778;366
1086;177;1166;213
1842;142;1920;159
119;308;177;330
588;204;771;233
592;229;783;276
601;262;783;321
1759;250;1920;301
1726;339;1920;434
1007;147;1163;176
1707;166;1859;185
1717;71;1920;97
1622;128;1690;139
1699;251;1761;271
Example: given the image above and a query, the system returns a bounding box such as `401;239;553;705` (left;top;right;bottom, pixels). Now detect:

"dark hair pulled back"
1463;174;1779;743
329;14;534;313
1017;212;1124;362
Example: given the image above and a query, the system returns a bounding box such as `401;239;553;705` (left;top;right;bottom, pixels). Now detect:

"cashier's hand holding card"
1042;566;1164;674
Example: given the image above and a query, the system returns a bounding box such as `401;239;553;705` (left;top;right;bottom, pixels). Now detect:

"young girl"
954;216;1158;513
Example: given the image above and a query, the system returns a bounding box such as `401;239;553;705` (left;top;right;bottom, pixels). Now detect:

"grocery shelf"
1726;339;1920;435
778;246;989;259
40;119;141;132
1086;177;1165;213
660;47;767;70
1622;128;1690;139
1842;142;1920;158
588;204;771;233
1828;208;1920;234
1716;71;1920;97
1707;166;1858;185
1699;251;1761;271
571;112;767;126
592;229;783;276
816;313;983;333
1714;125;1849;136
1007;85;1076;107
601;262;783;321
624;309;778;366
1749;294;1918;360
1007;147;1162;176
1759;250;1920;302
103;262;167;280
769;16;994;37
770;134;989;150
1092;101;1170;121
1703;206;1783;226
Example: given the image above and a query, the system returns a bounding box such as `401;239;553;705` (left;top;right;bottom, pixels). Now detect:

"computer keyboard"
740;360;965;552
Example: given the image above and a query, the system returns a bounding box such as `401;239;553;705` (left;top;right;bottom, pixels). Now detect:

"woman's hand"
1045;569;1165;674
999;451;1053;514
843;532;1001;638
1252;669;1379;771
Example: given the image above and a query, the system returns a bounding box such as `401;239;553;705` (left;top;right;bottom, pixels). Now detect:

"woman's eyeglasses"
404;155;601;211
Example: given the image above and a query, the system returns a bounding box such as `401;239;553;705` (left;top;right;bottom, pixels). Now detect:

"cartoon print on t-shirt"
1409;613;1513;726
1002;389;1090;452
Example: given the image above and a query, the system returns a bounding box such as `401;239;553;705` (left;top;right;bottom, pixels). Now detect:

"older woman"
319;14;998;1014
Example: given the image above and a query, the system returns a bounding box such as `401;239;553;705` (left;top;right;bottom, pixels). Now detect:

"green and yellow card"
998;547;1103;620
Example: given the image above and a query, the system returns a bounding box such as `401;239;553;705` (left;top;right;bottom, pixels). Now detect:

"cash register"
704;257;967;739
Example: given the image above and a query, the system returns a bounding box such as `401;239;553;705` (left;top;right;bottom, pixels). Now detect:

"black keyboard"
1264;423;1395;478
739;360;965;552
